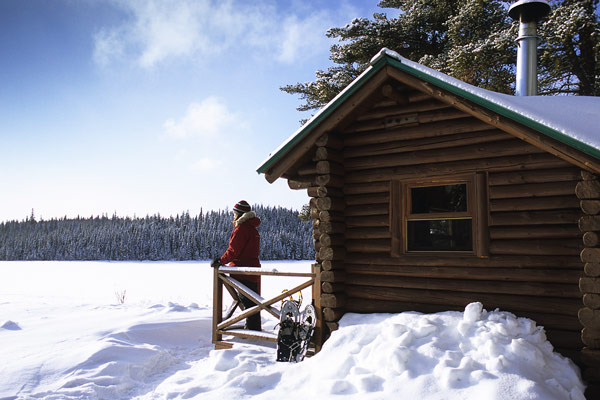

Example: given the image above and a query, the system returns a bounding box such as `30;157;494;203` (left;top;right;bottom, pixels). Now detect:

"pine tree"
281;0;599;113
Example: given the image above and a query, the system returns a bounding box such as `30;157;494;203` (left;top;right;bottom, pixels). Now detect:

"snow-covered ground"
0;261;586;399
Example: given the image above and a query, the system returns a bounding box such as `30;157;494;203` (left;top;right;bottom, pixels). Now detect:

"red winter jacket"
219;211;261;283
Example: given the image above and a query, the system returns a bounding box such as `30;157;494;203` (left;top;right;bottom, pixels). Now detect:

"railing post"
212;266;223;344
312;263;323;352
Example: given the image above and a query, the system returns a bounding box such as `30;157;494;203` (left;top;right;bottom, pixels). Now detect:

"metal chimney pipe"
508;0;551;96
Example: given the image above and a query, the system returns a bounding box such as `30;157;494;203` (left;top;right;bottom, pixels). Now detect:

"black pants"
239;280;261;331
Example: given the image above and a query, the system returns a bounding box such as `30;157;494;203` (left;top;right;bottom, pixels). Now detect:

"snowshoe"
276;300;300;362
295;304;317;362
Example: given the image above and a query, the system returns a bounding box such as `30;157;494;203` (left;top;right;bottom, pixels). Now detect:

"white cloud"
189;157;222;173
93;0;354;68
163;97;243;140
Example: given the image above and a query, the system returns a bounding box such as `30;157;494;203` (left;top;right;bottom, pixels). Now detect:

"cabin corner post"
311;132;346;338
576;170;600;394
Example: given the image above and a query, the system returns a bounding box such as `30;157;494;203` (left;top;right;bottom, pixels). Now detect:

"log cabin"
257;48;600;394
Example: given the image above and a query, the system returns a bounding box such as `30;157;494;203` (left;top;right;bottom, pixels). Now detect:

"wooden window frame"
390;173;489;257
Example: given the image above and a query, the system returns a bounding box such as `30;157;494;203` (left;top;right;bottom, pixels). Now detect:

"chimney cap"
509;0;551;22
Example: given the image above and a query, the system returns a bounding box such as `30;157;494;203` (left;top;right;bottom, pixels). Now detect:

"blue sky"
0;0;392;222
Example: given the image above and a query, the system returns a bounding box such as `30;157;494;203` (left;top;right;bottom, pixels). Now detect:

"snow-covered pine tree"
281;0;599;114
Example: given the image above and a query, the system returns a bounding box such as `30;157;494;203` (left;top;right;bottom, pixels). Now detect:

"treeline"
0;206;314;261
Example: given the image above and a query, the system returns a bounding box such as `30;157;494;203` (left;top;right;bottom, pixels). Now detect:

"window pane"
411;184;467;214
407;219;472;251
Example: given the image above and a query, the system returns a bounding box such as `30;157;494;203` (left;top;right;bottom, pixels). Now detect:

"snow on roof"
257;47;600;175
375;48;600;159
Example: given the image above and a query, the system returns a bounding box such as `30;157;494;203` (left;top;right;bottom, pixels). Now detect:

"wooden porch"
212;264;322;352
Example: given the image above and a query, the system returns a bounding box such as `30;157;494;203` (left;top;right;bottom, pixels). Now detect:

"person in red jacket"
211;200;261;331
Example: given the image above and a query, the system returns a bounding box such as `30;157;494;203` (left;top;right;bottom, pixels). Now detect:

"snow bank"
0;261;586;400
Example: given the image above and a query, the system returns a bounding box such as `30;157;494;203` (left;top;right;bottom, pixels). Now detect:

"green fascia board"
257;50;600;176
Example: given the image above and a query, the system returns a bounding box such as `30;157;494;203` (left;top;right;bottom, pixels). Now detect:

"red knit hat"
233;200;251;215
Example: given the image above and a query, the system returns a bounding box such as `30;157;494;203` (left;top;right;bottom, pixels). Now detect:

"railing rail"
212;265;321;351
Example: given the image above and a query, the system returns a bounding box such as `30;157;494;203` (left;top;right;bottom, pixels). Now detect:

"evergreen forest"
0;206;314;261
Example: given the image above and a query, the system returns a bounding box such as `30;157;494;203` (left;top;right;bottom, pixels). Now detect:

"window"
390;174;488;256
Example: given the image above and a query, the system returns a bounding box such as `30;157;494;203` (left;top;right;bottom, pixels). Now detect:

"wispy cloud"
93;0;349;68
163;97;242;140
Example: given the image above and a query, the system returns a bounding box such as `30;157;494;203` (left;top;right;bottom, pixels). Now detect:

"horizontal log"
343;130;508;158
316;160;345;176
323;307;345;322
345;203;388;217
343;263;581;284
344;182;389;196
325;321;339;333
576;180;600;199
318;210;344;222
579;215;600;232
313;220;345;234
584;232;600;247
583;328;600;349
581;277;600;294
354;99;449;122
582;170;599;181
321;293;346;308
296;163;317;176
320;270;346;283
315;132;343;149
489;239;582;256
346;239;391;254
579;308;600;330
344;117;491;147
315;197;345;212
545;330;583;350
489;182;576;199
346;227;391;240
346;215;389;228
319;233;345;247
322;281;345;293
586;263;600;277
489;210;580;226
489;196;580;212
288;179;313;190
321;260;344;272
345;253;583;269
344;298;581;331
582;248;600;263
581;200;600;215
489;225;581;240
581;348;600;367
345;274;581;298
319;246;346;261
346;284;580;315
314;146;343;163
345;153;571;184
315;174;344;188
584;293;600;309
345;139;544;171
307;186;344;198
488;168;581;185
345;193;389;206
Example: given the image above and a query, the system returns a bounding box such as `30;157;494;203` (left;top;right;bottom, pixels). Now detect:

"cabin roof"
257;47;600;178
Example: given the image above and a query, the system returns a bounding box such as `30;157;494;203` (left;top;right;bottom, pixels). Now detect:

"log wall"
335;92;585;358
576;171;600;394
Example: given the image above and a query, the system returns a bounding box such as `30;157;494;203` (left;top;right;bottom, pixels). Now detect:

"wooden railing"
212;264;321;351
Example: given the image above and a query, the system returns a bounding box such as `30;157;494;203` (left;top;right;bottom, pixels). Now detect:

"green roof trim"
257;50;600;176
